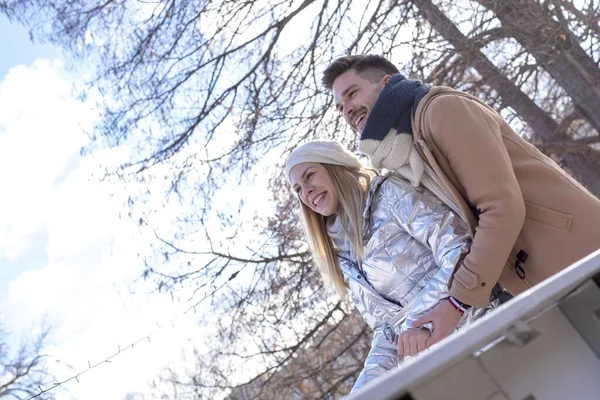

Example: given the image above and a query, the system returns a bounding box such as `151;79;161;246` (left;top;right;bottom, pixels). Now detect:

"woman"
286;139;487;392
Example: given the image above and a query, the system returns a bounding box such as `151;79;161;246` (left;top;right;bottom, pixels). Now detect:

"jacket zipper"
338;254;404;308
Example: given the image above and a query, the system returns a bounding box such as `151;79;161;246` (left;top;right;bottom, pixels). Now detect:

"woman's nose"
302;185;314;198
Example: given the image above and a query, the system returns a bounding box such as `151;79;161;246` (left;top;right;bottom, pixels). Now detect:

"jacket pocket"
524;202;573;231
453;265;479;289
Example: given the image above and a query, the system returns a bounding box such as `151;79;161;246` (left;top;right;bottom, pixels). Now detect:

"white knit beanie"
285;140;363;181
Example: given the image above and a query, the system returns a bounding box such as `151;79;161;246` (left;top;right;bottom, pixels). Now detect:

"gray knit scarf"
358;73;430;186
358;74;466;220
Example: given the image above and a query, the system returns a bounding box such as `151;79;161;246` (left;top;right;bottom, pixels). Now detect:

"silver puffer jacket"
328;173;473;392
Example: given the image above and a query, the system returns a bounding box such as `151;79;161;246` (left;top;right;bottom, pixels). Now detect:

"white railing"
348;248;600;400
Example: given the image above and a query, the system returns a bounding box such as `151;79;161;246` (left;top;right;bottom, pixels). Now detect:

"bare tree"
2;1;600;398
553;0;600;42
0;323;55;400
473;0;600;132
407;0;600;195
224;309;370;400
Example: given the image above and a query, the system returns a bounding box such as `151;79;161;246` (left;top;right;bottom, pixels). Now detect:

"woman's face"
289;162;340;216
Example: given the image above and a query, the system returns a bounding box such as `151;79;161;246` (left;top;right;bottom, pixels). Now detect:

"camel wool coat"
411;87;600;307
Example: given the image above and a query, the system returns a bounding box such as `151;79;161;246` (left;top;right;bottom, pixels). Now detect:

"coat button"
357;275;362;280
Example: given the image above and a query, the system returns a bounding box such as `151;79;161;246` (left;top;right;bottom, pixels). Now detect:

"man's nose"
343;102;355;120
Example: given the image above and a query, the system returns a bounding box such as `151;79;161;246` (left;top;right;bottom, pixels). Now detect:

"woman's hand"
397;328;431;357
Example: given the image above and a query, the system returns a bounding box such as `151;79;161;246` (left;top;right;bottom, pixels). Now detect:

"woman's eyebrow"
301;166;314;180
292;166;314;191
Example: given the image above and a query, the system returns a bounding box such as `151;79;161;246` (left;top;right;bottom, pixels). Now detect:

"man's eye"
307;172;314;180
349;90;357;98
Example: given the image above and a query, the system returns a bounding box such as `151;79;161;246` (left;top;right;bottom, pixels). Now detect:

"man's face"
332;69;390;134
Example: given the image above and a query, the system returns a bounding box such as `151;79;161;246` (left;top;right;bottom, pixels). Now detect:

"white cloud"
0;59;204;399
0;59;91;259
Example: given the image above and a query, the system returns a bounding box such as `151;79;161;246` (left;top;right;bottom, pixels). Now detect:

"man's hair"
322;54;400;89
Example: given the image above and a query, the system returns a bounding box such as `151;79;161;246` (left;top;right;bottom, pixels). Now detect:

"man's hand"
397;328;430;357
413;299;463;348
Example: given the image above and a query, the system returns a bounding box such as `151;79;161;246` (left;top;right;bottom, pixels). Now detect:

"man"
322;54;600;354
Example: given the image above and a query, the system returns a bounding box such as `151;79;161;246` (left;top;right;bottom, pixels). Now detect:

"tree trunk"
474;0;600;134
409;0;600;197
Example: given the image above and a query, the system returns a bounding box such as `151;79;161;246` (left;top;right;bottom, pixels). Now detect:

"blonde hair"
298;164;374;298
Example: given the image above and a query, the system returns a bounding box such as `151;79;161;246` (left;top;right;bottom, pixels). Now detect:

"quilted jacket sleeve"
351;327;399;393
382;176;471;282
378;176;472;333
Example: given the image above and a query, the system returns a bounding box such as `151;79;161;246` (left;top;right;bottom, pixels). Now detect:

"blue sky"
0;15;206;400
0;17;58;295
0;18;63;78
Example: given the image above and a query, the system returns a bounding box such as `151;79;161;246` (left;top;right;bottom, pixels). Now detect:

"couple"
284;55;600;392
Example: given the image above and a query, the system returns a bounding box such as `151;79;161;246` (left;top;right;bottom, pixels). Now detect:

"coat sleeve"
423;95;526;307
394;263;454;334
381;177;472;331
383;176;472;285
351;327;399;394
